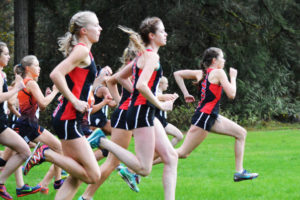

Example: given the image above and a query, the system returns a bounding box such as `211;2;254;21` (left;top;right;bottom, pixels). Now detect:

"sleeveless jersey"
0;73;8;118
130;49;162;108
93;89;108;117
197;68;222;115
18;78;39;121
53;43;97;121
119;87;131;110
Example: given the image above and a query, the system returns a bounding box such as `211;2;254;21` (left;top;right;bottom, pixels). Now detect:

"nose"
99;25;103;31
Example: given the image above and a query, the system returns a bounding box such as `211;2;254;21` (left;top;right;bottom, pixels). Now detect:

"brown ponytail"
198;47;221;83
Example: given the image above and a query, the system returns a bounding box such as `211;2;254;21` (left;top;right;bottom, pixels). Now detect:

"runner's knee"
178;150;189;159
20;147;31;160
137;165;152;177
177;133;184;141
88;169;101;184
237;128;247;140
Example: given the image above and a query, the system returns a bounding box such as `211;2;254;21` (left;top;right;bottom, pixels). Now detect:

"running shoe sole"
234;174;259;182
17;187;42;197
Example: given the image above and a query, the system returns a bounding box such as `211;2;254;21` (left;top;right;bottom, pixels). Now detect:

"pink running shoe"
23;144;49;175
0;184;12;200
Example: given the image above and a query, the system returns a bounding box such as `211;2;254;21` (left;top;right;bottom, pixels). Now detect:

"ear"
212;57;217;64
148;32;155;40
25;66;30;72
80;27;88;35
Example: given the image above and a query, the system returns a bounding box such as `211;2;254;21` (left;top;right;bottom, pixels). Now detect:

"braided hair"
198;47;221;83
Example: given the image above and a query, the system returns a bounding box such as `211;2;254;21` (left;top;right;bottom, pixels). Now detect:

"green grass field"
2;129;300;200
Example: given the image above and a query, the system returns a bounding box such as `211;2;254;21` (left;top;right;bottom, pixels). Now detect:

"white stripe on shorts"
134;105;141;129
203;115;210;130
114;109;123;128
195;112;204;125
145;107;150;127
74;121;82;137
64;120;68;140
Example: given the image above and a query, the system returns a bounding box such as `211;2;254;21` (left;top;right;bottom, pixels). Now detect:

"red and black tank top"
0;72;8;118
18;78;39;121
118;87;131;110
197;68;222;115
129;49;162;108
53;43;97;121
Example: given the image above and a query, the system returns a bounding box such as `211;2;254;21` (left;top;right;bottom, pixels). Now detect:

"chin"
93;39;100;43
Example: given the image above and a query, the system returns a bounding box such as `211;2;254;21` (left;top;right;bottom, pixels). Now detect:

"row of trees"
0;0;299;128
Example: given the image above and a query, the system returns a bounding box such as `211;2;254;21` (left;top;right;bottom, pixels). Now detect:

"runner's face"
0;47;10;67
153;21;168;46
27;58;40;78
216;51;225;69
85;15;102;43
160;79;168;91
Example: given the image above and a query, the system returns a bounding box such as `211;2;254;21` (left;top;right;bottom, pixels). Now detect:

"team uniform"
81;91;95;136
126;49;162;130
8;114;18;129
14;78;44;143
52;43;97;140
154;89;168;128
191;68;222;131
111;87;131;130
154;108;168;128
0;73;9;133
89;87;108;128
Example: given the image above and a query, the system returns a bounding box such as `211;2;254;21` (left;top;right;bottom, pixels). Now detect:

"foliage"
0;0;14;79
0;0;299;127
168;103;196;131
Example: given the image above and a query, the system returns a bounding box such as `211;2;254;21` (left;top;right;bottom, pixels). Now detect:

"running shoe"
23;144;49;175
53;179;64;190
0;184;12;200
234;169;259;182
135;174;141;184
61;170;69;180
116;164;141;184
87;128;106;149
78;196;93;200
116;163;126;171
16;184;41;197
118;167;139;192
39;186;49;195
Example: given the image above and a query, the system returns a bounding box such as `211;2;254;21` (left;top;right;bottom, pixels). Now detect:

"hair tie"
69;22;75;34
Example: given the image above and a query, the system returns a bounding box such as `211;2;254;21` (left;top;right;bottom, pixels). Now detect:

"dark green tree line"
1;0;299;128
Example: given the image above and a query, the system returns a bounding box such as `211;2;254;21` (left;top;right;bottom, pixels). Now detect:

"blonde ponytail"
57;11;97;57
118;25;145;53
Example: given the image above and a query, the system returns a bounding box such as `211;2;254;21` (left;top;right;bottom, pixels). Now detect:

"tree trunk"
28;0;35;54
14;0;28;64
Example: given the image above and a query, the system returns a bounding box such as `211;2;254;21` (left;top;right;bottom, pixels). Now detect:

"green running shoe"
61;170;69;180
118;167;139;192
87;128;106;149
234;169;259;182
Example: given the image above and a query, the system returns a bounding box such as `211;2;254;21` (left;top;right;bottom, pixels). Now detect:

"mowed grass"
2;129;300;200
